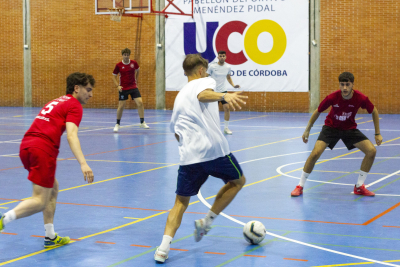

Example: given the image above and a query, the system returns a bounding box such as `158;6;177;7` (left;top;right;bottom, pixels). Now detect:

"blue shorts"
176;153;243;197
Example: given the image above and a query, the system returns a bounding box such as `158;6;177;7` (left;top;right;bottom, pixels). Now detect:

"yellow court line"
66;159;174;165
312;259;400;267
313;170;397;176
123;217;142;220
232;132;321;153
2;134;399;266
228;114;269;122
0;164;178;206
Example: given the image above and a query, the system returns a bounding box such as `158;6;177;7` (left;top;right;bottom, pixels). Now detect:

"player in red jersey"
112;48;149;132
291;72;383;197
0;72;95;248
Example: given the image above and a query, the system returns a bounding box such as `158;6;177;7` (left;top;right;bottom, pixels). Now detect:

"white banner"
165;0;309;92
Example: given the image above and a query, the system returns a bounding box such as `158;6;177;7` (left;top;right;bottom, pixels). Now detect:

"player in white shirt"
207;51;240;135
154;54;247;263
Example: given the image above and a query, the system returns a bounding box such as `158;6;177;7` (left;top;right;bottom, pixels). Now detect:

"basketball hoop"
108;7;125;22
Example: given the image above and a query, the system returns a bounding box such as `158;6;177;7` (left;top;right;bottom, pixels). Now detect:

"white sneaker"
113;124;120;133
224;128;232;135
154;247;169;263
194;219;211;242
140;121;150;129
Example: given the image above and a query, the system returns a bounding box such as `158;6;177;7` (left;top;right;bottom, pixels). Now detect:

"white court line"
276;158;400;187
0;153;19;157
197;191;400;267
0;139;22;144
367;170;400;187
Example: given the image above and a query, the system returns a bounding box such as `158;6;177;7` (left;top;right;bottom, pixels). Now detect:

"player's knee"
309;151;321;161
136;100;143;107
366;146;376;158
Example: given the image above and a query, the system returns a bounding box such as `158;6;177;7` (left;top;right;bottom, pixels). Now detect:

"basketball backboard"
95;0;150;14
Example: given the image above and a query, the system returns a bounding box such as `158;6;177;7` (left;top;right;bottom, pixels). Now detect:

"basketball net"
108;8;125;22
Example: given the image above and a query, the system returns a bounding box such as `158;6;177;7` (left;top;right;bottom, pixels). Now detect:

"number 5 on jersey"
41;101;59;115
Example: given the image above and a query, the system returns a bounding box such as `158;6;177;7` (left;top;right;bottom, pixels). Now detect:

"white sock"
299;171;310;187
356;170;368;187
159;235;173;252
224;120;229;129
3;210;16;225
204;210;218;227
44;223;56;239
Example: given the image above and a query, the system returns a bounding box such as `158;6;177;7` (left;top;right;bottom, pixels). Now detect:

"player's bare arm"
112;74;122;92
198;89;247;111
303;109;321;143
226;74;240;88
371;107;382;146
135;69;139;83
66;122;94;183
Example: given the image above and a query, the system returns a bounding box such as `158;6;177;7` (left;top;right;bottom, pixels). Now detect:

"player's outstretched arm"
226;74;240;88
66;122;94;183
303;109;321;143
371;107;382;146
198;90;247;110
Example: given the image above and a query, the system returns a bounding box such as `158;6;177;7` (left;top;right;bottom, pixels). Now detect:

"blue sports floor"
1;107;400;267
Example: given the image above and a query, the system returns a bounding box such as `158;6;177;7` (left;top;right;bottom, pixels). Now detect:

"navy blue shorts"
176;153;243;197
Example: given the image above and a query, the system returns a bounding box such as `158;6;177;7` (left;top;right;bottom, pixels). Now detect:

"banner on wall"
165;0;309;92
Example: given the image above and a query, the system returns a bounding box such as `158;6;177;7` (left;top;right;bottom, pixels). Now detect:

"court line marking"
312;259;400;267
362;202;400;226
1;133;397;264
0;164;178;206
368;170;400;187
197;191;400;267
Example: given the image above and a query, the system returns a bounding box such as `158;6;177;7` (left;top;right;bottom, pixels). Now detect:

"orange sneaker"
291;185;303;197
354;184;375;196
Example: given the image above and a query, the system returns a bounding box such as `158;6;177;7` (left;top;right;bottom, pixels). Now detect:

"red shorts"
19;147;57;188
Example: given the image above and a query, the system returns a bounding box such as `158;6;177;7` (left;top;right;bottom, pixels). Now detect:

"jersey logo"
349;105;354;107
130;63;134;68
333;104;339;107
122;67;125;69
121;95;124;99
334;112;352;121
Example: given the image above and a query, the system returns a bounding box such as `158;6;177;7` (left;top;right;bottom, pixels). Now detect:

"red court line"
244;255;266;258
1;232;17;235
230;214;363;226
283;258;308;262
362;201;400;225
96;241;116;244
205;252;226;255
170;248;188;251
0;140;173;172
383;225;400;228
131;244;152;248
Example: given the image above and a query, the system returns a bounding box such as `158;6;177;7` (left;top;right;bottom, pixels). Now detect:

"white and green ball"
243;221;266;244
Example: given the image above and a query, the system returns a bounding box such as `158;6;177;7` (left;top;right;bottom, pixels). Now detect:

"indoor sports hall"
1;0;399;267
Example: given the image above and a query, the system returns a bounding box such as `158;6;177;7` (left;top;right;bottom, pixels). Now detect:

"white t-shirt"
170;77;231;166
207;62;231;93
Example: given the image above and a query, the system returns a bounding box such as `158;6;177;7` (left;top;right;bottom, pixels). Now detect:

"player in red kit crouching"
291;72;383;197
0;72;95;248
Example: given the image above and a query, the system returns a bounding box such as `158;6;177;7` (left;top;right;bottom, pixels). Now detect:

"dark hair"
338;72;354;83
218;51;226;55
66;72;95;95
121;48;131;55
182;54;209;76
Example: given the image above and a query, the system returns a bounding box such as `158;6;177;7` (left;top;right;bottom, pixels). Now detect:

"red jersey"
20;95;83;158
113;60;140;91
318;90;374;130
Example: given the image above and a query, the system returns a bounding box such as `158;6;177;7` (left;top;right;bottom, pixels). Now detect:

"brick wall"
0;4;24;107
1;1;399;113
320;0;400;114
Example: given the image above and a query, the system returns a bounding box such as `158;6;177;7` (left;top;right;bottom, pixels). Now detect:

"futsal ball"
243;221;266;244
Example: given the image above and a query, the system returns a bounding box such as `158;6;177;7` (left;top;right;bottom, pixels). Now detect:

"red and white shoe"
154;247;169;263
291;185;303;197
354;184;375;196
